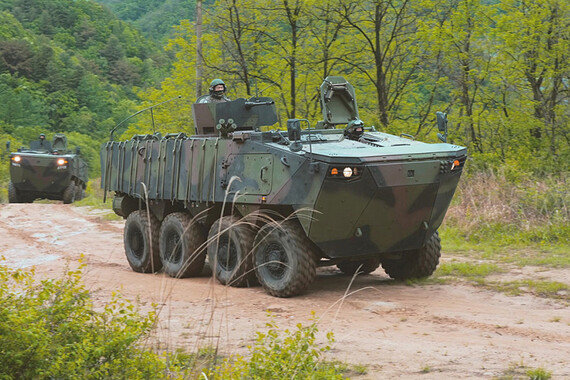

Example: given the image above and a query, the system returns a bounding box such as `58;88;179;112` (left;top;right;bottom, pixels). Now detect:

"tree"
335;0;434;128
497;0;569;155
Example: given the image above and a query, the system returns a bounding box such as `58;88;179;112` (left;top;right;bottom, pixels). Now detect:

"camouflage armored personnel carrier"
101;76;466;297
8;134;88;204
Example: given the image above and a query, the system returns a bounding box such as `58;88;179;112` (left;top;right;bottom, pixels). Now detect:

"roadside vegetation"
0;263;346;379
434;168;569;302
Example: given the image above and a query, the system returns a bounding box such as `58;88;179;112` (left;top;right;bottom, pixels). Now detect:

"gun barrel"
245;100;274;109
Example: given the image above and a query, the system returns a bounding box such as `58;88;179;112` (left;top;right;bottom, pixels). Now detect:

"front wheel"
253;220;316;297
62;182;76;204
381;232;441;280
8;182;20;203
160;212;206;278
124;210;162;273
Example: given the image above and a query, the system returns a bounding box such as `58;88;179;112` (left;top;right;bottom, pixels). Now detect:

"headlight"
57;158;67;166
328;165;362;180
12;155;21;163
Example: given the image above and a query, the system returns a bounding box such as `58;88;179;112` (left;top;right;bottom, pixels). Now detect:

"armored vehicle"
101;76;466;297
8;134;88;204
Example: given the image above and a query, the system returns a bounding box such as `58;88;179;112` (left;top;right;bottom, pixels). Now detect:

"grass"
490;280;568;300
442;170;569;254
500;362;552;380
435;261;502;280
433;170;569;301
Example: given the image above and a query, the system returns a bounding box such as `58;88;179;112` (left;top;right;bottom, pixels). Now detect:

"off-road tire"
208;215;256;287
381;232;441;280
62;182;76;204
8;182;20;203
253;220;316;297
337;257;381;275
160;212;206;278
124;210;162;273
74;185;84;201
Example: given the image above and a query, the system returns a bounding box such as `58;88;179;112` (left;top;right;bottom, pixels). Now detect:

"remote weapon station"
101;76;466;297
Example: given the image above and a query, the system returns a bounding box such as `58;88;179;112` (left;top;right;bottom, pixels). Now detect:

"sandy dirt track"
0;203;568;379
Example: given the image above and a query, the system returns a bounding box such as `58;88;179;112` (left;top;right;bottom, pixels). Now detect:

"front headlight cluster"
328;165;363;180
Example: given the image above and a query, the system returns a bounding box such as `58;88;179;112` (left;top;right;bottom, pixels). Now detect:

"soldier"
197;79;231;103
38;134;49;149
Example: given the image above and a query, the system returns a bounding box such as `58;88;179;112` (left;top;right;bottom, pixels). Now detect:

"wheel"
253;220;316;297
207;215;256;287
62;182;76;204
124;210;162;273
160;212;206;278
74;185;84;201
381;232;441;280
8;182;20;203
337;257;381;275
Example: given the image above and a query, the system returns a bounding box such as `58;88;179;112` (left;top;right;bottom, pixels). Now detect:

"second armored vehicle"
101;76;466;297
8;134;88;203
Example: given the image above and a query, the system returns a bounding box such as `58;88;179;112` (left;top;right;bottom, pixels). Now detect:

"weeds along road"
1;203;568;379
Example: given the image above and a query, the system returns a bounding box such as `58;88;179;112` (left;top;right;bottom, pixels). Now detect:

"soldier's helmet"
39;133;46;140
344;119;365;140
209;78;227;99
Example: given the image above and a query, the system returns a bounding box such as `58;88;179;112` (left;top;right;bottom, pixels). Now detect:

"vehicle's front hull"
308;157;464;258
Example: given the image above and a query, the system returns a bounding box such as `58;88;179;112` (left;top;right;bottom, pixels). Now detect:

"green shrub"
210;314;344;379
0;263;166;379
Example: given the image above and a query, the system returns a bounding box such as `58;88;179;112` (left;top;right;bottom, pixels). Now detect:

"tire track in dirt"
1;203;569;379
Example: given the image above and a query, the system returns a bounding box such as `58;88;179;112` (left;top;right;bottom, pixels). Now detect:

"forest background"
0;0;568;242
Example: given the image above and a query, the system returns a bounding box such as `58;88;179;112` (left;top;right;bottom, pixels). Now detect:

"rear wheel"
381;232;441;280
124;210;162;273
62;182;76;204
253;220;316;297
208;215;256;287
8;182;20;203
160;212;206;278
337;257;381;275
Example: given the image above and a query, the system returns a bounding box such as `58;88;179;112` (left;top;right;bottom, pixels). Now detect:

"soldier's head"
39;134;46;140
209;78;227;99
344;119;364;140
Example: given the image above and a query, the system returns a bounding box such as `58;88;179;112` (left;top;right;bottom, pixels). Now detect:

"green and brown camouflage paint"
101;77;466;261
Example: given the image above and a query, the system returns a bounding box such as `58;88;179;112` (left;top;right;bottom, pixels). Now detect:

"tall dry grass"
444;170;569;243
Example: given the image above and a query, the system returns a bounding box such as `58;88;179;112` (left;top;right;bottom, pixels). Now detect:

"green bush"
0;264;348;379
210;314;344;379
0;263;166;379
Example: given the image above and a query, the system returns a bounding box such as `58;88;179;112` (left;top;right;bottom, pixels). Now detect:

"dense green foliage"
0;0;170;182
143;0;568;176
97;0;202;41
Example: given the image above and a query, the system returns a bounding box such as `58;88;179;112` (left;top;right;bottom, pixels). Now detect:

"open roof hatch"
319;76;360;128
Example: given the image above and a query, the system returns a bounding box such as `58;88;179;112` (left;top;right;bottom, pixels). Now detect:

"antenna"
109;95;182;141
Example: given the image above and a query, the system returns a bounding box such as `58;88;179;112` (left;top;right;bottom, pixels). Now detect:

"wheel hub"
128;228;144;259
165;229;182;263
217;236;237;271
264;242;287;279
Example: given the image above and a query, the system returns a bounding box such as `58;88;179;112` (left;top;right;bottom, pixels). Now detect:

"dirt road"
1;203;568;378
